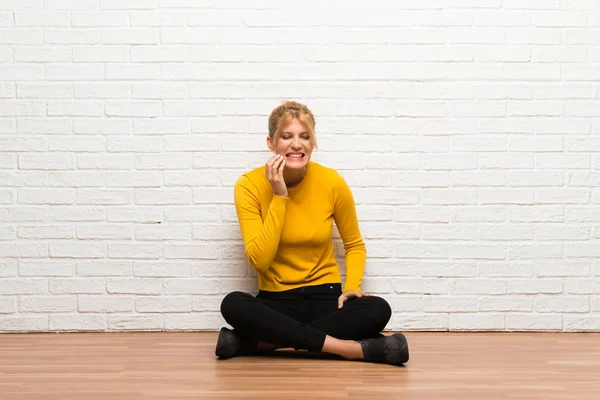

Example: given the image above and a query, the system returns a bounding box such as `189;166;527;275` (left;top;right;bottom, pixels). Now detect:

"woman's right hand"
266;154;287;197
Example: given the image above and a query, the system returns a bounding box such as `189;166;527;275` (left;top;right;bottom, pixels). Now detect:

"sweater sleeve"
234;175;288;274
331;171;367;292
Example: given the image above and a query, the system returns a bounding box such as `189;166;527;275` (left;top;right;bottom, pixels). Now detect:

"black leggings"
220;283;392;352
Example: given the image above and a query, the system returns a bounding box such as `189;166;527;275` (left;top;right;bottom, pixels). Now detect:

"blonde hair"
268;101;317;148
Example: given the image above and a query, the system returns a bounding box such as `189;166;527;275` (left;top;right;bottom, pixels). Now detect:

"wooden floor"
1;332;599;399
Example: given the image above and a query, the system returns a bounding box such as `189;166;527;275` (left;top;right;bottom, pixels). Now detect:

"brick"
477;261;533;277
105;101;161;117
0;260;18;277
17;83;72;99
0;298;16;314
108;243;162;259
49;314;107;331
14;46;71;62
72;11;128;27
164;244;219;259
48;101;104;116
18;118;72;134
77;261;131;277
162;279;220;295
0;225;16;239
535;260;590;277
45;0;100;10
0;101;46;116
136;225;191;240
475;46;530;62
164;313;223;331
449;314;505;331
535;188;589;204
506;314;562;331
49;242;105;258
0;316;48;332
0;206;47;222
16;12;69;26
47;207;104;223
132;261;190;278
77;189;130;205
0;189;14;204
479;296;533;312
535;296;589;312
360;189;419;205
18;225;73;239
134;118;190;135
74;118;132;134
131;10;186;26
508;206;563;222
45;29;100;44
107;136;163;152
391;313;448;331
421;153;477;170
0;64;44;81
135;188;192;205
164;171;219;187
77;224;132;240
0;154;18;169
507;171;563;187
106;279;162;294
132;46;185;62
106;172;161;188
564;279;600;294
20;296;76;313
422;189;477;205
422;296;477;312
164;136;221;152
164;206;220;222
479;225;533;241
450;244;506;260
105;64;160;80
132;83;187;99
450;171;506;187
566;243;600;258
50;171;104;187
479;189;534;205
107;207;162;223
78;155;133;170
451;279;506;294
108;315;163;331
102;29;158;45
136;297;191;313
78;295;133;312
49;137;104;152
0;278;47;294
73;47;128;62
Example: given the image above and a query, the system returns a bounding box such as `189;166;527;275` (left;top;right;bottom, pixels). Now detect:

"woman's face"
268;119;314;171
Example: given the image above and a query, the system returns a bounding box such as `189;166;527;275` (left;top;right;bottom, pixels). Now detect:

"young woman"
216;101;409;366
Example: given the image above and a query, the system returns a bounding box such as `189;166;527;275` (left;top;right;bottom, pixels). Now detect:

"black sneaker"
215;327;257;359
359;333;409;365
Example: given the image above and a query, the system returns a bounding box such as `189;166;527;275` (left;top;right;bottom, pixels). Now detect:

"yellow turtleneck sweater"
233;161;367;293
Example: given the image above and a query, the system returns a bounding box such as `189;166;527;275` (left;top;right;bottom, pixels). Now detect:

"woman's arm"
234;175;287;274
331;171;367;292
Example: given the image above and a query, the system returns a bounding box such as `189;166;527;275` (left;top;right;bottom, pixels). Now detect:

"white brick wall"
0;0;599;333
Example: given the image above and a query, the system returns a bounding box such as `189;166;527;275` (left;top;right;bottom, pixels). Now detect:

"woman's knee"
364;295;392;326
220;291;252;319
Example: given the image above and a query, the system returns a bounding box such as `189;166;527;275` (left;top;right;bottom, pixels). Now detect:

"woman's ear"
266;136;274;151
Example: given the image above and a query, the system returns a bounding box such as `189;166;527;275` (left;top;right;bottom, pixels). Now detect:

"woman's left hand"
337;290;370;309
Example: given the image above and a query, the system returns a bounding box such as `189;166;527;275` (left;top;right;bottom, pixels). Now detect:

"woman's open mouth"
286;153;305;161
